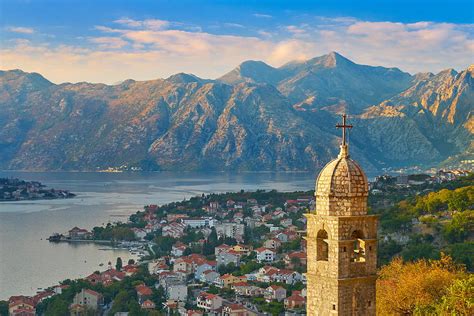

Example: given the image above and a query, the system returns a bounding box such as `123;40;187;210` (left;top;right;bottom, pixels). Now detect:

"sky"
1;0;473;84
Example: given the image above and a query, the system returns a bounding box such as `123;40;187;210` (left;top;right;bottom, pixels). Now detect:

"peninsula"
0;178;75;201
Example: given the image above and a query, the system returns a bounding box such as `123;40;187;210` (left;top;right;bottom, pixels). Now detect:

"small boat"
99;263;104;267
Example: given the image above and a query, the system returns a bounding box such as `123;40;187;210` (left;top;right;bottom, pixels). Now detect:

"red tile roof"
84;289;101;297
136;284;153;296
198;292;218;300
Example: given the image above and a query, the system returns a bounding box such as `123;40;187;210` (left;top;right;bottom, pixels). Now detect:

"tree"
116;257;123;271
202;241;214;256
208;227;218;246
377;255;468;315
0;301;8;316
436;274;474;315
443;211;473;243
45;298;70;316
110;290;130;314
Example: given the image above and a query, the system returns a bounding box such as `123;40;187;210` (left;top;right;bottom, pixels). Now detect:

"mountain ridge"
0;52;472;172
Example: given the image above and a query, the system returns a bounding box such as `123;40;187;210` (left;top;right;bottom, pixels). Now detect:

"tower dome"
314;114;368;216
315;145;368;198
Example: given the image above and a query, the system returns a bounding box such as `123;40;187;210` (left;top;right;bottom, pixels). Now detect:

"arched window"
351;230;366;262
316;229;329;261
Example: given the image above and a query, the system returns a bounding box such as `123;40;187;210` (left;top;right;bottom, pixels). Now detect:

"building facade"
306;115;378;315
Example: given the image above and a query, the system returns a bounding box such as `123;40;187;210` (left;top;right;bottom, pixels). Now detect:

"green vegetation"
92;223;136;241
373;174;473;269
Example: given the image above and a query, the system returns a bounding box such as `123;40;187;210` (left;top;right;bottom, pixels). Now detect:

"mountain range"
0;52;472;172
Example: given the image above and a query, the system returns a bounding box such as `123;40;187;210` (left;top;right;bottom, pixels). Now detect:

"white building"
255;248;276;263
196;292;223;311
167;283;187;301
182;217;215;228
215;223;245;241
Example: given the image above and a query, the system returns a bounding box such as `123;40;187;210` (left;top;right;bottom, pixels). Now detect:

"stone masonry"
306;130;378;316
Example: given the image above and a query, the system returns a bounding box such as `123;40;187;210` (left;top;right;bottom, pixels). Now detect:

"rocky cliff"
0;53;472;171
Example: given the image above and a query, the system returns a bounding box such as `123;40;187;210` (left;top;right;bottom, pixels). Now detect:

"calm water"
0;171;316;300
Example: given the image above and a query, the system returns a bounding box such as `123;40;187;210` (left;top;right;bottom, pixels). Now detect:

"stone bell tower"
305;114;378;315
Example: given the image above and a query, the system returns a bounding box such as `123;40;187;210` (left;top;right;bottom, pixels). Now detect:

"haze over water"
0;171;316;300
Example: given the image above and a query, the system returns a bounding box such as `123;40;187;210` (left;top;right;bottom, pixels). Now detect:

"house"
275;232;289;242
216;251;241;267
171;242;187;257
274;269;303;285
141;299;156;310
195;261;217;280
222;303;257;316
209;201;220;210
214;244;231;256
284;291;305;310
122;264;139;276
70;289;103;315
166;283;188;301
33;290;55;305
264;285;287;302
131;228;147;240
183;217;215;228
135;284;153;304
186;310;204;316
230;244;252;255
85;269;125;286
100;269;126;286
272;210;287;219
158;271;187;301
284;251;307;268
246;266;279;283
8;296;35;316
215;274;247;288
231;283;263;297
68;227;91;240
52;284;69;295
196;292;223;311
215;223;245;242
263;238;282;250
247;199;258;205
162;222;186;238
233;212;244;223
199;270;220;284
280;218;293;227
148;259;169;274
166;213;188;222
255;248;276;263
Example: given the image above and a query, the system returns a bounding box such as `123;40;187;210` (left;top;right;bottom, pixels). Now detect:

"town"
0;178;75;201
3;169;472;316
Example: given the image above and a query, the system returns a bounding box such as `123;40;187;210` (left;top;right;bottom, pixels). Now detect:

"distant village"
0;178;75;201
4;168;471;316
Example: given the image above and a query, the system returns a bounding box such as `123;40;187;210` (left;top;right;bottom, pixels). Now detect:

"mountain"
219;52;414;113
0;53;472;172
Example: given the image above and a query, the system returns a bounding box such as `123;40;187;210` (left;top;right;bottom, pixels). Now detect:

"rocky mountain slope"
0;53;472;172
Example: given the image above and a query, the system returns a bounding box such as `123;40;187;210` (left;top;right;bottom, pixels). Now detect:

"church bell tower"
305;114;378;315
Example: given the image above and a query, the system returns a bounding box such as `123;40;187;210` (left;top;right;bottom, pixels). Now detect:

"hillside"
0;53;472;171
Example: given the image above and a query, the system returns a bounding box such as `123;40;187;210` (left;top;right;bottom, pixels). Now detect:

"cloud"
253;13;272;18
114;18;169;30
224;23;245;28
286;25;307;35
7;26;35;34
88;37;128;49
1;17;473;84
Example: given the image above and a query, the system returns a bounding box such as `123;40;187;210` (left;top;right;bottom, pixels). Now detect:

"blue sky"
1;0;473;83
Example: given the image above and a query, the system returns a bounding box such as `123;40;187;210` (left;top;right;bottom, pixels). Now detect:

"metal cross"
336;114;353;146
